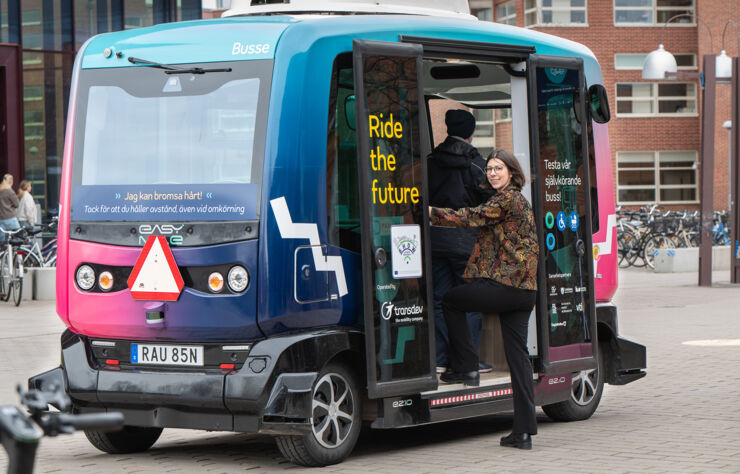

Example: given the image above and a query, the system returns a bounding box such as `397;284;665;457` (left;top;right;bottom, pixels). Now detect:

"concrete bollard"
21;267;35;300
33;267;56;300
654;246;730;273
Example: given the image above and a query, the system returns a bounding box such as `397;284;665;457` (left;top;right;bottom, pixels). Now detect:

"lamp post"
643;14;740;286
731;57;740;283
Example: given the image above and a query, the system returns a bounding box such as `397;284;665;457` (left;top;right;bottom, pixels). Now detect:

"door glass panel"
357;51;432;388
534;65;593;360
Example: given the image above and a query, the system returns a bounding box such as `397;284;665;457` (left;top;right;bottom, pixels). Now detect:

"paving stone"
1;269;739;472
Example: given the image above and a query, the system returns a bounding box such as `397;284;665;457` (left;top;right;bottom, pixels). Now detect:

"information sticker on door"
390;224;422;279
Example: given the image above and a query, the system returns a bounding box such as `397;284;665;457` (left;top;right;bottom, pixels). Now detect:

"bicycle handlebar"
1;385;125;474
55;412;124;431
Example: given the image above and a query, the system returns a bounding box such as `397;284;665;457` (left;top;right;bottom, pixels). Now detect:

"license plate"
130;343;204;366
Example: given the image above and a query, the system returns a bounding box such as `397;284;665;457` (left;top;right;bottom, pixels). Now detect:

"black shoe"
500;432;532;450
478;362;493;373
439;369;480;386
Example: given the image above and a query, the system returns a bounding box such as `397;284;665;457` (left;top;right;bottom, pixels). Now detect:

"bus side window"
588;122;599;234
326;53;362;253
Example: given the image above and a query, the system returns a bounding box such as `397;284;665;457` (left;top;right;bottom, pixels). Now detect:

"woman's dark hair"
487;148;526;189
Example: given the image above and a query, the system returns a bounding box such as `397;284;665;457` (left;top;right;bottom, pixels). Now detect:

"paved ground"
1;268;739;473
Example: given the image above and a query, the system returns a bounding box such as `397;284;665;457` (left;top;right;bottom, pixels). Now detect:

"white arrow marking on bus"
270;196;348;297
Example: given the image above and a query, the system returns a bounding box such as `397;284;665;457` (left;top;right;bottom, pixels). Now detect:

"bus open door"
352;40;438;400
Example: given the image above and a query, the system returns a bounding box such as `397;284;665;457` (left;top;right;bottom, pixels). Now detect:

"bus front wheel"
542;346;605;422
276;362;362;467
85;426;163;454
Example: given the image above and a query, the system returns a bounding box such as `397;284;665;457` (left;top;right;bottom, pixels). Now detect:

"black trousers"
442;278;538;435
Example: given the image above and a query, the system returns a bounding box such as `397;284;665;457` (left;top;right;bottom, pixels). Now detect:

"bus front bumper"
28;332;319;435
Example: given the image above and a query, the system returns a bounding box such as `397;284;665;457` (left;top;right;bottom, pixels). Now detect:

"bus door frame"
527;54;599;376
352;37;540;401
353;39;437;399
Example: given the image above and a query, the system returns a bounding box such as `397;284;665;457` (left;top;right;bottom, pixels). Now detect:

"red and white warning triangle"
127;236;184;301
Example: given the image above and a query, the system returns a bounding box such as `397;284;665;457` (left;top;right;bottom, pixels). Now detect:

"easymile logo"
138;223;184;246
380;302;423;321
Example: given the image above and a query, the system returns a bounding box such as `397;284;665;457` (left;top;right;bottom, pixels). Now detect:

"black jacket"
427;136;494;257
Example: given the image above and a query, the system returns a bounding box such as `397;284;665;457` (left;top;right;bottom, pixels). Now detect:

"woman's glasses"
485;165;506;175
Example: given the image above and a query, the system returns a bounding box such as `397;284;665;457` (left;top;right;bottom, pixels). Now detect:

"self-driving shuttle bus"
30;0;646;466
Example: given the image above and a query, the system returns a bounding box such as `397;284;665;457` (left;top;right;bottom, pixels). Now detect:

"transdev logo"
380;302;423;321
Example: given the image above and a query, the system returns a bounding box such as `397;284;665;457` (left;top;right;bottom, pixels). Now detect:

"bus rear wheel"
276;363;362;467
542;346;605;422
85;426;163;454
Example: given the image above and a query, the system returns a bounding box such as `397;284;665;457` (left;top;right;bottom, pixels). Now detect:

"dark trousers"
432;256;482;367
442;278;538;435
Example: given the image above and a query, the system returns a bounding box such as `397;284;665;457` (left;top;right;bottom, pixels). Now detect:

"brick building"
469;0;740;211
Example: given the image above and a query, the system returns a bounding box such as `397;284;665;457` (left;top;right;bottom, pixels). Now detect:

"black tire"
84;426;163;454
275;363;362;467
0;253;9;302
542;346;605;422
644;235;674;269
12;254;22;306
617;234;633;268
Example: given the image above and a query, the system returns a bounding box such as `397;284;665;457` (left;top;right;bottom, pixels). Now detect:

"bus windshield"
71;60;271;223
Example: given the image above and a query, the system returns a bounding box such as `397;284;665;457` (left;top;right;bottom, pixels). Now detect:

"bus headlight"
98;271;114;291
228;266;249;292
208;272;224;293
76;265;96;291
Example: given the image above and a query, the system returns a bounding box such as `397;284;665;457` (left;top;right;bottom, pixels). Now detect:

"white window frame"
496;0;517;25
472;108;495;156
525;0;588;27
495;108;512;123
470;0;493;21
614;53;697;70
617;151;698;205
615;82;697;117
614;0;695;27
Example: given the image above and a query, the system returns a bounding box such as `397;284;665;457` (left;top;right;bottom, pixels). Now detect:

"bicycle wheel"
644;235;675;270
22;248;42;268
12;253;23;306
0;250;10;302
617;232;635;268
628;233;648;268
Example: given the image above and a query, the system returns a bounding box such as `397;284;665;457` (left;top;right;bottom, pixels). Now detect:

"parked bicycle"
18;218;58;268
0;384;123;474
617;205;730;270
0;227;26;306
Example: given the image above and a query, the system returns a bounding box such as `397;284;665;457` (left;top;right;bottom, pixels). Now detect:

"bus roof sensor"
224;0;475;19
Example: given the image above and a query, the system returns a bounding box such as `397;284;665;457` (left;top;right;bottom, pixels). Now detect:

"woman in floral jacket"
429;148;539;450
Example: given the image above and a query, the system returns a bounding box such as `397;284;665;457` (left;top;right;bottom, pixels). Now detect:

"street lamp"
642;14;740;286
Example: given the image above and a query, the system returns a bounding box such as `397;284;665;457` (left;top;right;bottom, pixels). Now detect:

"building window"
617;151;697;204
495;108;512;122
525;0;587;27
616;82;696;116
472;109;495;158
615;53;696;70
470;0;493;21
614;0;695;26
496;0;516;25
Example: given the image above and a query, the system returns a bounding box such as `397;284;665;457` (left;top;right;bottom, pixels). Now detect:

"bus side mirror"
587;84;610;124
345;95;356;131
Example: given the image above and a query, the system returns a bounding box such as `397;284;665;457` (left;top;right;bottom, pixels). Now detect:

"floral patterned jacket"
430;186;538;290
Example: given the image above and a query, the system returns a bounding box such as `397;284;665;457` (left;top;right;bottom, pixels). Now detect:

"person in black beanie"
427;109;494;374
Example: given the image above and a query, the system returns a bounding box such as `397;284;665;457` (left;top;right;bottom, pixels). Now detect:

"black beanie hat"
445;109;476;139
